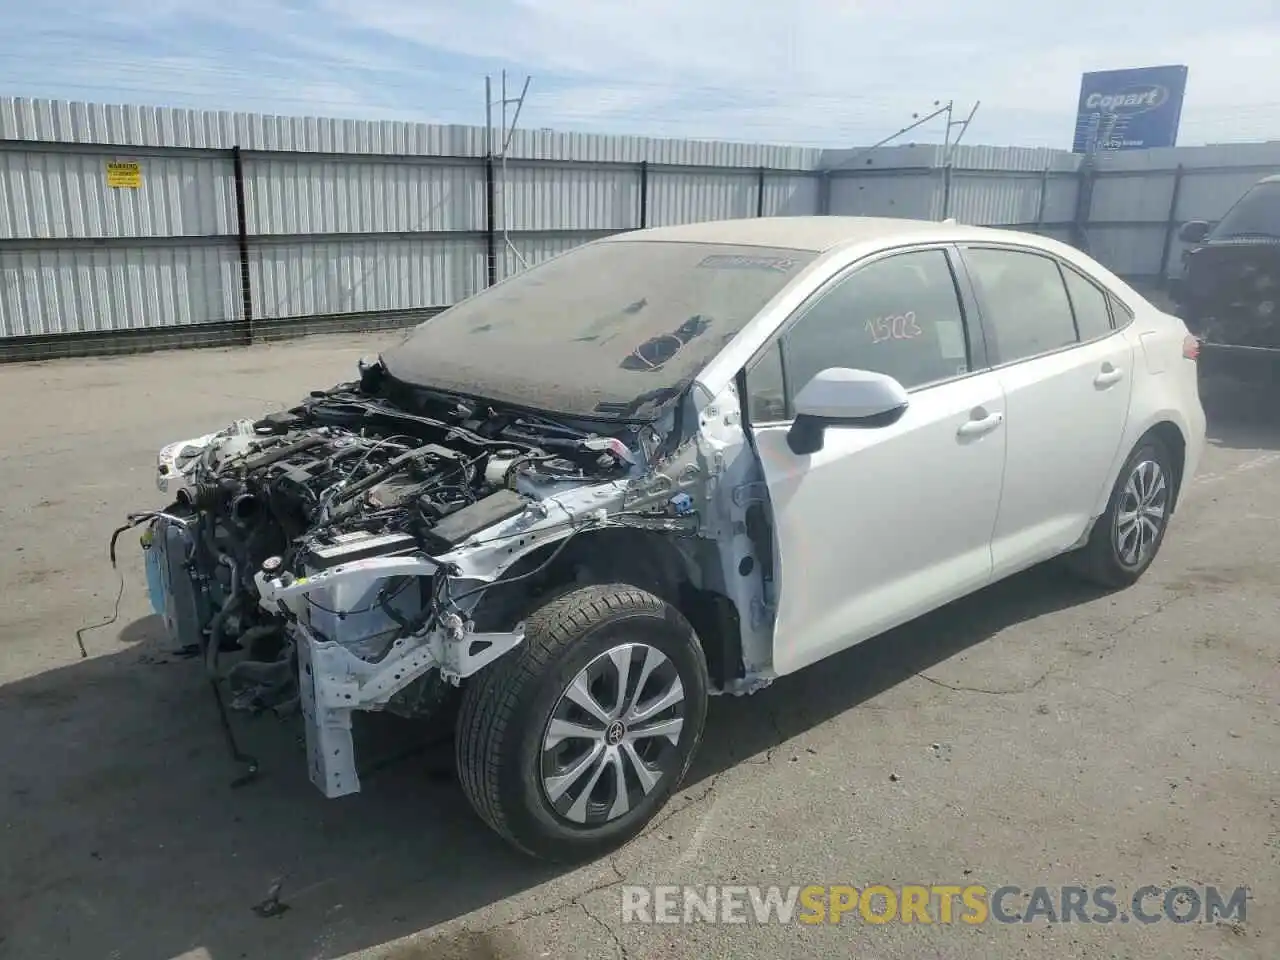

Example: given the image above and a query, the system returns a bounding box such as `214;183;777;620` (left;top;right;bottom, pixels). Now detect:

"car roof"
600;215;1026;253
1259;174;1280;184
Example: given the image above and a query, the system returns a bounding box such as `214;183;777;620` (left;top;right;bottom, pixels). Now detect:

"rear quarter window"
1061;265;1115;341
1109;294;1135;328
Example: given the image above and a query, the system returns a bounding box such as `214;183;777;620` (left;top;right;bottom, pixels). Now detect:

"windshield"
382;240;816;420
1209;181;1280;240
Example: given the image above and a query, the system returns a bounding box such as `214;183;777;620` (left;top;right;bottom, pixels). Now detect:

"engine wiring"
74;510;189;658
119;386;671;666
302;573;418;618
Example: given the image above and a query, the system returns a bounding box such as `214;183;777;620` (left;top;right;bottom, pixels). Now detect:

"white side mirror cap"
793;367;908;422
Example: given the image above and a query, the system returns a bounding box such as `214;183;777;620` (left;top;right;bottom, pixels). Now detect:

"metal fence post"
638;160;648;228
231;145;254;344
816;170;832;216
1157;164;1185;287
756;166;766;217
1071;158;1096;253
485;153;497;287
1034;163;1050;230
940;164;953;220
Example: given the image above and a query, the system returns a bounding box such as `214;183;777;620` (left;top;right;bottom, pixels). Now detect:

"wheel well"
468;526;746;689
1146;421;1187;509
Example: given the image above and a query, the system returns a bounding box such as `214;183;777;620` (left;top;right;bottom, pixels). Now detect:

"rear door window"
962;248;1079;365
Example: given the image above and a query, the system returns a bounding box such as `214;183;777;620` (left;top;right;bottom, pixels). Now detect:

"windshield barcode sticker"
697;254;800;272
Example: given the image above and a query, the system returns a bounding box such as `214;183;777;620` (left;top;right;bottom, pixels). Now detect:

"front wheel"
1067;436;1177;588
455;584;709;862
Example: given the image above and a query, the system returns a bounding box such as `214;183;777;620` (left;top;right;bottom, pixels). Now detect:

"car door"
959;246;1135;577
743;246;1007;677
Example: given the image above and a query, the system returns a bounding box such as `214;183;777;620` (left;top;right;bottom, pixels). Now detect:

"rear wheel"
1068;436;1176;588
455;584;709;862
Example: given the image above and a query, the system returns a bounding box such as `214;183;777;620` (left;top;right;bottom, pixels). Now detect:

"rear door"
959;245;1135;577
743;246;1007;676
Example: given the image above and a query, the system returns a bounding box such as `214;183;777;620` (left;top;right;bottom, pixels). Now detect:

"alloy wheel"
540;642;687;826
1114;458;1168;568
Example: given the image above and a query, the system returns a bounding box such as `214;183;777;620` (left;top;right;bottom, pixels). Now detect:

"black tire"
455;583;709;862
1067;436;1177;589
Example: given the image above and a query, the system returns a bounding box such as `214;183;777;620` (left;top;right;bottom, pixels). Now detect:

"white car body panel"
688;219;1206;680
1094;311;1207;519
756;371;1007;676
988;330;1136;578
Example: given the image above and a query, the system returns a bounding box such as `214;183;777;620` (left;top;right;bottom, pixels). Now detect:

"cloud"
2;0;1279;147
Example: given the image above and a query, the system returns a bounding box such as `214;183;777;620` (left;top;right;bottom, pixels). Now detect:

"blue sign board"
1072;65;1189;153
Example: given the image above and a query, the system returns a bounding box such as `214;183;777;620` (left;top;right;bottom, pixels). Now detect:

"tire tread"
455;584;675;856
1068;437;1172;589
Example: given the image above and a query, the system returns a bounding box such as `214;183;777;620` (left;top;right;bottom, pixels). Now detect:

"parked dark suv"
1174;174;1280;362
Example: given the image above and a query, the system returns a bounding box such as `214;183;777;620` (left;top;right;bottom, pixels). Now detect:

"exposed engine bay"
131;357;753;797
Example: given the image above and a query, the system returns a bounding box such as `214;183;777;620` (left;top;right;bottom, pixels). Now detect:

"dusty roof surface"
604;215;1009;252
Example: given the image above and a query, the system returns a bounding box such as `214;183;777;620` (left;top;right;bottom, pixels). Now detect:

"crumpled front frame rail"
294;620;524;798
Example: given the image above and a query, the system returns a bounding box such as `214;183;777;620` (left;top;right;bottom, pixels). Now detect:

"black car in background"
1174;175;1280;370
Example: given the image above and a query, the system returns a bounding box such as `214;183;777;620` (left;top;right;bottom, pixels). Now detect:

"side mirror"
787;368;909;455
1178;220;1211;244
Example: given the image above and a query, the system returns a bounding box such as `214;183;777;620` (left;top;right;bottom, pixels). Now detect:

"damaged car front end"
140;361;684;797
129;236;816;857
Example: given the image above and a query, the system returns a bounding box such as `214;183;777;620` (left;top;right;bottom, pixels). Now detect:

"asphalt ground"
0;333;1276;960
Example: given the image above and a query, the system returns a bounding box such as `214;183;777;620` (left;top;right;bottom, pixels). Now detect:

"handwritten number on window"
865;311;923;344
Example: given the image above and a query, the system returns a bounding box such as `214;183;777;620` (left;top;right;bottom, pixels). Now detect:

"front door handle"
1094;364;1125;388
957;411;1004;438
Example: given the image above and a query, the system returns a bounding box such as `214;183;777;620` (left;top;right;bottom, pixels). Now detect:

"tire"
455;583;709;862
1067;436;1177;589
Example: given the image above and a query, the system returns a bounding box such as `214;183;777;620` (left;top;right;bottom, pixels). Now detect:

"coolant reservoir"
484;448;525;486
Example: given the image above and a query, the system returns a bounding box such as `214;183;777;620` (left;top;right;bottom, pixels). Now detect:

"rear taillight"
1182;335;1201;361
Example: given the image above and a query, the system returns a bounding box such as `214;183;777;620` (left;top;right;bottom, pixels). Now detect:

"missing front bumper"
287;611;524;798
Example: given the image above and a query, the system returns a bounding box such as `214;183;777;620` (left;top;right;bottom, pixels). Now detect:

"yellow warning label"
106;160;142;188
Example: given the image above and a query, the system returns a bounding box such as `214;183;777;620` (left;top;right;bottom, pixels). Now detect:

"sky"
3;0;1280;151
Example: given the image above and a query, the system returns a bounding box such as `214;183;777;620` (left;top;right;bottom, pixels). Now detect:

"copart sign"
1072;64;1188;153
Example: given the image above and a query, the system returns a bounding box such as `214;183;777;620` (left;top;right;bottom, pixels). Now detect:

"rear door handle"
957;411;1004;438
1094;365;1125;388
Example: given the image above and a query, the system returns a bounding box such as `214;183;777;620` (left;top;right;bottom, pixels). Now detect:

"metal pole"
756;167;766;217
942;100;953;165
502;76;532;154
1072;159;1096;253
817;170;831;216
1157;164;1185;286
484;75;492;158
231;145;253;344
940;100;954;222
833;102;952;170
1034;163;1050;229
638;160;648;228
485;154;497;287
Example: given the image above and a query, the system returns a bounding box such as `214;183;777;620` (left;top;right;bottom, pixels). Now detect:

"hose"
205;556;241;678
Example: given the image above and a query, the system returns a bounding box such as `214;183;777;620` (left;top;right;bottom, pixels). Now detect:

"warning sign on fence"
106;161;142;188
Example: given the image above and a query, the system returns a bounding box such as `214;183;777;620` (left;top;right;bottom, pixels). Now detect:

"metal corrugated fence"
3;95;1280;359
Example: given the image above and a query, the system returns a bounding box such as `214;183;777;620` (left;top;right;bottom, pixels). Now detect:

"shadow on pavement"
0;562;1102;960
2;393;1271;960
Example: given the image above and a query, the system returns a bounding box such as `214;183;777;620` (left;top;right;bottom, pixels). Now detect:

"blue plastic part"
143;537;166;616
668;492;694;516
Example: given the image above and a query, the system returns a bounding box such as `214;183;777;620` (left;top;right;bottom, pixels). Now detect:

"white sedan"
136;216;1206;861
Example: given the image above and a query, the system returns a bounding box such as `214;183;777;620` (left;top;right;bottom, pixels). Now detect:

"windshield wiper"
1215;231;1280;240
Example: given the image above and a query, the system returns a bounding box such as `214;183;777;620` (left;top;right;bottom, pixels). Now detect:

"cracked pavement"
0;336;1277;960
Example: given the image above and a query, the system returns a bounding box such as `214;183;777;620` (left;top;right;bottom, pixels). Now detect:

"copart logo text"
1084;86;1169;114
